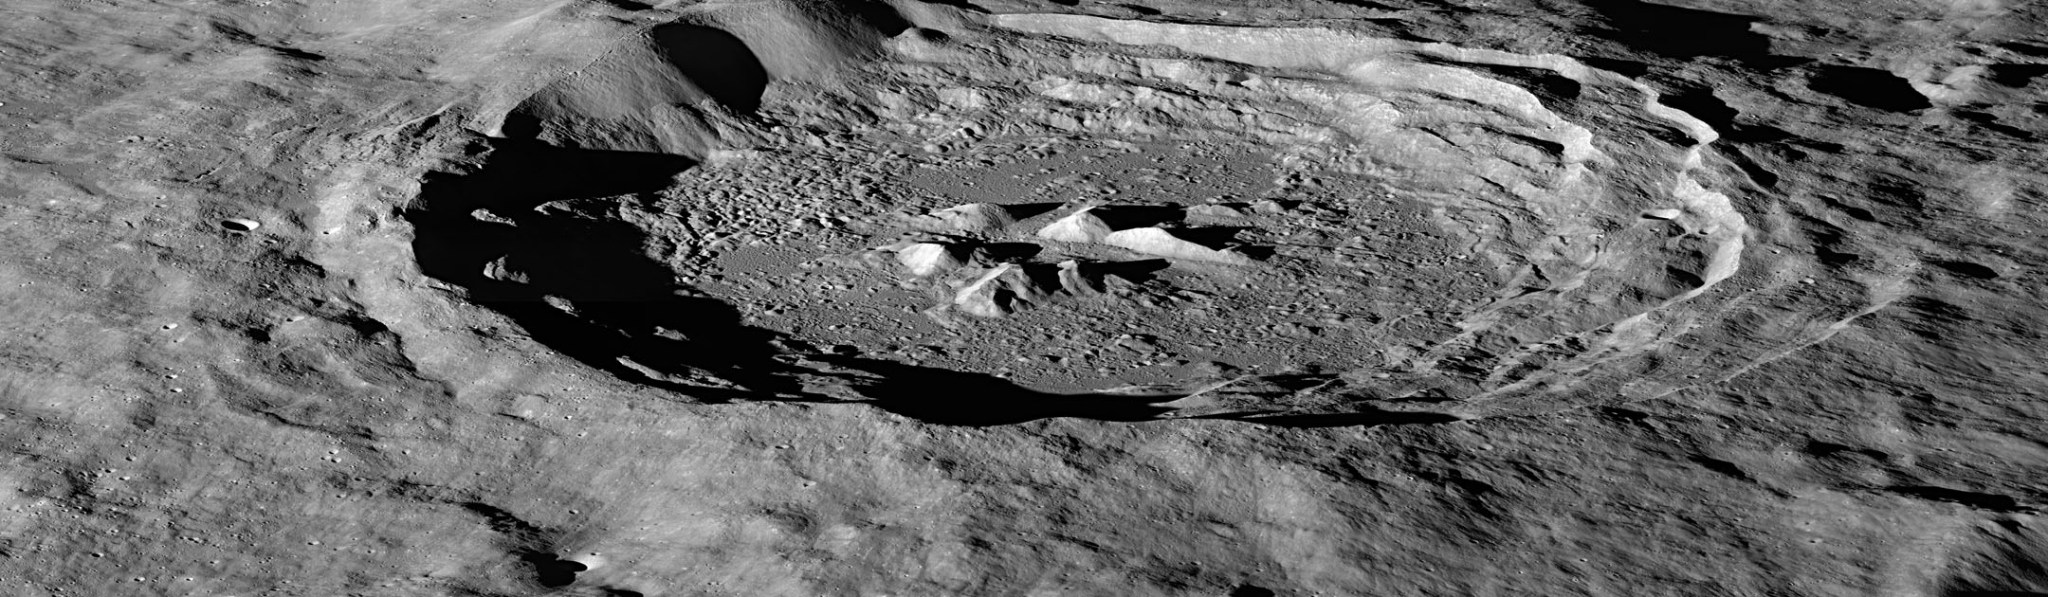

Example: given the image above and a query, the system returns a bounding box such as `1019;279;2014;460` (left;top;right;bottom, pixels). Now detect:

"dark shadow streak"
1092;205;1186;229
1080;258;1170;284
816;357;1176;426
1187;408;1461;429
1889;486;2035;514
1171;226;1275;260
1002;202;1063;221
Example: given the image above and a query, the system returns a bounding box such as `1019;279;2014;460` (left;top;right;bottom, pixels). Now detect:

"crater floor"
647;136;1494;395
425;9;1780;422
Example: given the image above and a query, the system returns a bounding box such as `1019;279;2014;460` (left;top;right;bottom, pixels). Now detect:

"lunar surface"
1;0;2045;595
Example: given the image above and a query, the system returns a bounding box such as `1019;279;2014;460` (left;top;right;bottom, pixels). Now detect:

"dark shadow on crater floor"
408;137;800;399
1806;65;1933;113
1093;204;1186;229
1078;258;1170;284
1170;225;1274;259
999;202;1063;221
817;357;1178;426
1584;0;1810;71
969;242;1044;263
1588;1;1763;60
650;23;771;114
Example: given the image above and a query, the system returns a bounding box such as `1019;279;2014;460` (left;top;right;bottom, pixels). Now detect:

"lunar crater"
393;6;1842;424
10;1;2040;595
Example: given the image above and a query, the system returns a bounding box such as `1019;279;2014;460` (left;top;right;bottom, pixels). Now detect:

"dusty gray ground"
2;0;2046;595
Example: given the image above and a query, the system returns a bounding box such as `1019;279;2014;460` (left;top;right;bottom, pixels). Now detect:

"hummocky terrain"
2;0;2046;595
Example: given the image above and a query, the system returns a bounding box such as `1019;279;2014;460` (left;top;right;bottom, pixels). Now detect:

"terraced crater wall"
364;1;1909;427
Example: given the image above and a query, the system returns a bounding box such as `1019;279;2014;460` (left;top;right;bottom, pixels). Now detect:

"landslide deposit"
2;0;2045;595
